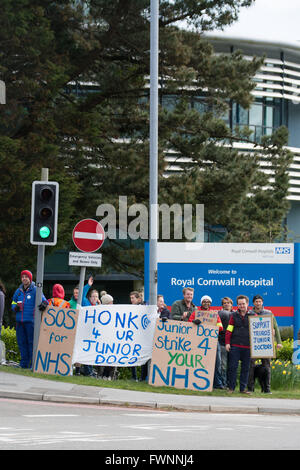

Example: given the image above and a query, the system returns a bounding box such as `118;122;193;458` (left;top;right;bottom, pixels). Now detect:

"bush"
277;338;293;362
1;326;20;363
279;326;293;342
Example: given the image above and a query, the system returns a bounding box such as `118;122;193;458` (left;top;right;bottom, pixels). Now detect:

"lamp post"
149;0;159;306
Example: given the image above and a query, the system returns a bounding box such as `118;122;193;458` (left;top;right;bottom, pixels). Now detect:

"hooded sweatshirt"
48;284;70;309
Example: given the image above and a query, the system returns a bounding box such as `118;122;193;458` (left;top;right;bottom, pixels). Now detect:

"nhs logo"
275;247;291;255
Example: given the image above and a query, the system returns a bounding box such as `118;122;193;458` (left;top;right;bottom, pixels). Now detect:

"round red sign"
72;219;105;253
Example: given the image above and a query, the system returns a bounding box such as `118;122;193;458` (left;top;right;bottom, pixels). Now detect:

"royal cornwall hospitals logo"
275;247;291;255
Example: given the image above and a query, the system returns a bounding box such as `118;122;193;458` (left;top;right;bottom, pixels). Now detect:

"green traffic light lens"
39;226;51;239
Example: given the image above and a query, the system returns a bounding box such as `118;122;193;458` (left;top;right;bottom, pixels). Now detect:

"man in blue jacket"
11;270;47;368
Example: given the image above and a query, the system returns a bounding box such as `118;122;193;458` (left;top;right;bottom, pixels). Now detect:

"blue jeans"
213;342;223;388
228;346;251;392
220;344;229;387
16;321;34;368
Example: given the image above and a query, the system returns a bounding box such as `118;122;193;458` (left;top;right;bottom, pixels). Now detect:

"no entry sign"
72;219;105;253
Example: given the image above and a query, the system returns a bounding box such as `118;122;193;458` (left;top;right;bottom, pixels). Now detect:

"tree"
0;0;292;302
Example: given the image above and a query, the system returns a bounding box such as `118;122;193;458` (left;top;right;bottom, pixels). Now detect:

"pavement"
1;370;300;415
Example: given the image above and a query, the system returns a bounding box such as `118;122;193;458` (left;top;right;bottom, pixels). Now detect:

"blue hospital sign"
145;242;296;329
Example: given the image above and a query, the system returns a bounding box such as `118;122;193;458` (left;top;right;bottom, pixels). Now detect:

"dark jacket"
218;309;233;346
158;306;171;319
225;310;256;348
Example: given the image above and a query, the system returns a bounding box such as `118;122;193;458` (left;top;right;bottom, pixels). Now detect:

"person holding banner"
129;291;146;381
225;295;256;394
218;297;234;388
188;295;224;389
98;292;117;380
247;294;282;393
170;287;196;321
77;276;98;377
157;295;170;321
11;270;47;369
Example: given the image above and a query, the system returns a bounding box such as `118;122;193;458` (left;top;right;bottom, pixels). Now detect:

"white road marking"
23;414;78;418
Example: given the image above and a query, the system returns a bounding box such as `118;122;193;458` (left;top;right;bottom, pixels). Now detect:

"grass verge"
1;365;300;400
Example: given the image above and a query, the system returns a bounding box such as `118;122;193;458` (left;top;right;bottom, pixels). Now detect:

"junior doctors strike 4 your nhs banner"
144;243;294;327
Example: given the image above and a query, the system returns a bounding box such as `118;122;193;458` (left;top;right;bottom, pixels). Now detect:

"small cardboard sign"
249;314;276;359
194;310;218;325
33;306;79;376
149;319;219;392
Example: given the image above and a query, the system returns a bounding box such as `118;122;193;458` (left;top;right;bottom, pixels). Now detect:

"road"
0;397;299;451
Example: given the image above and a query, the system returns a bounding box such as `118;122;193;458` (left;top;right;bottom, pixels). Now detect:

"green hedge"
1;326;21;363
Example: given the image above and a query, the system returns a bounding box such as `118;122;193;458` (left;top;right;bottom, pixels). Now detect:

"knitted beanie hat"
101;293;114;304
21;270;33;283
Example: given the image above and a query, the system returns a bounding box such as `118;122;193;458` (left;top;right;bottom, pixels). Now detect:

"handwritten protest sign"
149;319;219;392
34;306;78;376
72;305;158;366
194;310;218;325
249;315;275;359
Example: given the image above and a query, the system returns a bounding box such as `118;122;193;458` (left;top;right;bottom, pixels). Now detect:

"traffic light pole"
32;168;48;370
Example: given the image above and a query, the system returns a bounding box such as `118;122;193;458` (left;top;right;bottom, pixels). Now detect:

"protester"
77;275;98;377
101;291;114;305
129;291;141;381
247;294;282;393
188;295;224;390
82;275;101;307
130;291;142;305
157;295;170;321
0;279;5;339
98;292;116;380
218;297;234;389
47;284;70;309
170;287;196;321
69;285;79;310
225;295;256;393
11;270;47;369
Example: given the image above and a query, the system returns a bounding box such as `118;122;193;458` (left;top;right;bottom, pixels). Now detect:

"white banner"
72;305;158;366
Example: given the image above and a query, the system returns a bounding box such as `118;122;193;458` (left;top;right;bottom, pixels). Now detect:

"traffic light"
30;181;59;245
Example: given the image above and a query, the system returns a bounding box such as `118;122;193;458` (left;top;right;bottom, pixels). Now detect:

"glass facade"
231;97;284;143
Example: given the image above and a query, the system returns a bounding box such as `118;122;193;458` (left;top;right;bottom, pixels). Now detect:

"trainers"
240;390;251;394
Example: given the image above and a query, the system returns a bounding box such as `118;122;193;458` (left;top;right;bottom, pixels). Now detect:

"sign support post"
78;266;86;307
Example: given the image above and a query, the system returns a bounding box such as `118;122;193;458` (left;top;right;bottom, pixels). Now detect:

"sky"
215;0;300;43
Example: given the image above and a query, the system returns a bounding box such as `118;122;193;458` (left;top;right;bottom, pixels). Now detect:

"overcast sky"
216;0;300;43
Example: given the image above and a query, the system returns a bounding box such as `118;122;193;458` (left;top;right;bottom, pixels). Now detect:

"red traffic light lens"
40;187;53;201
